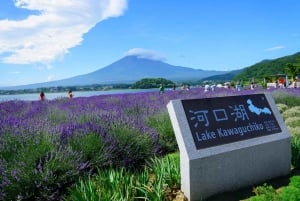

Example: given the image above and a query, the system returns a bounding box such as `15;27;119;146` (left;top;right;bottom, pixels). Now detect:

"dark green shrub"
0;133;54;200
28;146;84;200
289;176;300;189
69;132;106;170
273;92;300;107
279;176;300;201
276;103;288;113
110;124;156;170
291;136;300;168
0;132;85;201
147;112;178;154
248;183;278;201
0;133;27;162
279;186;300;201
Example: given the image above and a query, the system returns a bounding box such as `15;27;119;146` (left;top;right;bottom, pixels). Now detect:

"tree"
131;78;175;89
285;63;300;79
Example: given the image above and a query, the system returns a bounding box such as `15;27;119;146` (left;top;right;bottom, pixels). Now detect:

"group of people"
159;83;191;94
39;90;73;101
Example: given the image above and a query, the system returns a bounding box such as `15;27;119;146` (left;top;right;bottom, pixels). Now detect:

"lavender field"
1;87;300;200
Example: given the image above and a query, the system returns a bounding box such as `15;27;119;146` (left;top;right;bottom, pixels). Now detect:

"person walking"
40;91;45;101
68;90;73;98
159;84;165;94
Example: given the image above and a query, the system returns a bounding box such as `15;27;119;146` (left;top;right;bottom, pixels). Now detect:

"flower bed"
1;87;300;200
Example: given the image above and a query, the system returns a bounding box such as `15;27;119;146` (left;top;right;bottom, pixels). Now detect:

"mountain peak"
123;48;166;62
2;55;226;90
115;55;166;65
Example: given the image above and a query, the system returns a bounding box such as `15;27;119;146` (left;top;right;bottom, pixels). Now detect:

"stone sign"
167;93;291;201
182;93;281;149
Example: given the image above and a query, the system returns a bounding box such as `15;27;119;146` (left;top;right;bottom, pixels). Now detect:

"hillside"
234;52;300;82
200;69;243;82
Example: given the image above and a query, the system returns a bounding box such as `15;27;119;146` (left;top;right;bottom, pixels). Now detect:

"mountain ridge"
2;52;300;90
2;56;227;90
234;51;300;81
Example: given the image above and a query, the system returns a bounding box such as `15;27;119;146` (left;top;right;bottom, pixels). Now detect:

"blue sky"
1;0;300;86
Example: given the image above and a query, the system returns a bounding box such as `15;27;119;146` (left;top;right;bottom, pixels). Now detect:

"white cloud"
10;71;21;74
0;0;127;64
47;74;55;81
124;48;166;61
264;45;286;52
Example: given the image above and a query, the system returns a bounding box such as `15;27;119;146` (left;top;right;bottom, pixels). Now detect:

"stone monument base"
167;93;291;201
180;136;290;200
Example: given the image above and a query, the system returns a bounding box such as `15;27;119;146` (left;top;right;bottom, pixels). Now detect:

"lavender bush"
147;111;178;154
1;86;300;200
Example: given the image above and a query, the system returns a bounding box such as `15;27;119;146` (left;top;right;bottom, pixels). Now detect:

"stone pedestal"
167;93;291;201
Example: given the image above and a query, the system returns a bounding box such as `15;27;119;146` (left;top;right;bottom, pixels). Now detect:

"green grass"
66;153;180;201
245;176;300;201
